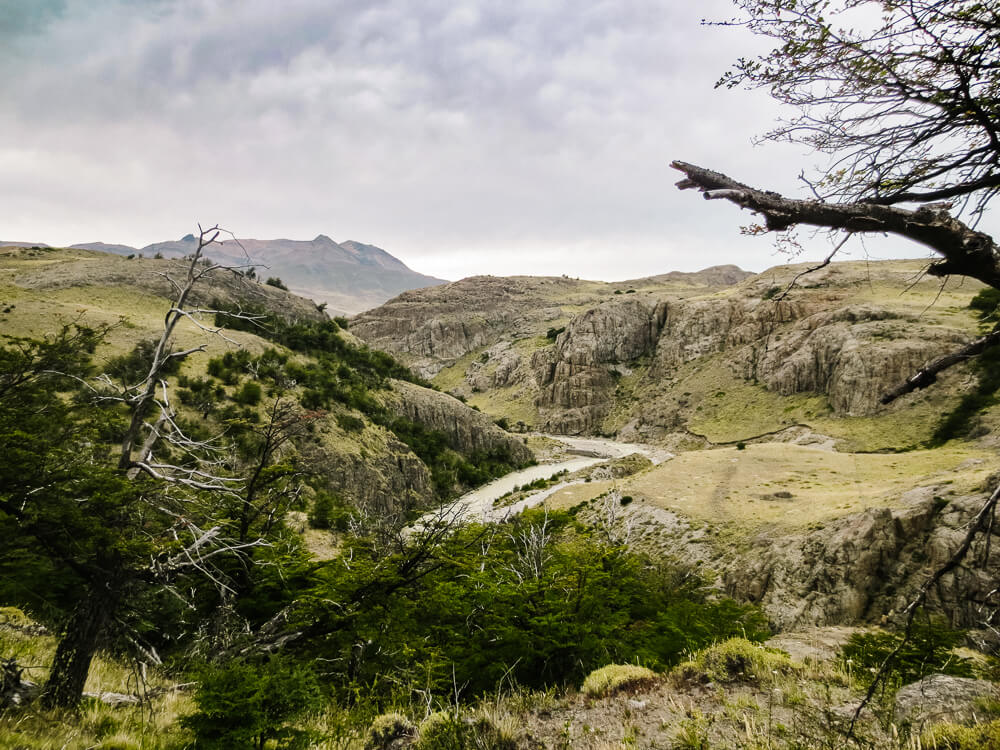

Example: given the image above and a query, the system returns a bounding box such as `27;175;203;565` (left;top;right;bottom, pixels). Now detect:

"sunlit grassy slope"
545;441;992;534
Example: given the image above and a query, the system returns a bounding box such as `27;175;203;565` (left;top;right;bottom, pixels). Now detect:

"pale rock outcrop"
894;675;999;729
386;380;533;465
534;298;668;433
725;487;1000;631
742;306;970;415
301;430;437;515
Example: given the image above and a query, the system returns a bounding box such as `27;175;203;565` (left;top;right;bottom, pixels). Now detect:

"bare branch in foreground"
880;329;1000;404
671;161;1000;290
847;482;1000;740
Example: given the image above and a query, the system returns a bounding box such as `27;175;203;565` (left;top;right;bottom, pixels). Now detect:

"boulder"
894;674;999;729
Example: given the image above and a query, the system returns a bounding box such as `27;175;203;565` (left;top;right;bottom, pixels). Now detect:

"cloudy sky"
2;0;987;281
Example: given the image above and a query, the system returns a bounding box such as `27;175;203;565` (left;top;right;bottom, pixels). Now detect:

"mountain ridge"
25;234;448;315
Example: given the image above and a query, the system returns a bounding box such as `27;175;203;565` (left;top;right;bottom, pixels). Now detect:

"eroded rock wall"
726;487;1000;630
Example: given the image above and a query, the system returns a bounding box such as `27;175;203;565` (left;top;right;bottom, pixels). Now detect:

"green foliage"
265;276;288;290
921;719;1000;750
303;511;768;705
335;412;365;432
309;490;354;531
181;657;323;749
969;287;1000;324
674;638;796;685
177;375;225;418
761;285;782;301
233;380;262;406
930;288;1000;443
366;712;416;750
105;339;182;385
414;711;515;750
379;415;524;498
930;344;1000;444
211;301;426;387
839;617;974;690
545;326;565;341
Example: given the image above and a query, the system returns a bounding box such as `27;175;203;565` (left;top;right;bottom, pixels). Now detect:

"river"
419;435;671;527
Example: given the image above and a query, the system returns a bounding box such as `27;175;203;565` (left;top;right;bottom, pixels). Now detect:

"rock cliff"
354;259;985;439
386;380;533;465
725;485;1000;631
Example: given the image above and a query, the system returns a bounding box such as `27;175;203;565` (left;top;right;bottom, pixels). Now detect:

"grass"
540;442;991;533
581;665;659;697
0;610;193;750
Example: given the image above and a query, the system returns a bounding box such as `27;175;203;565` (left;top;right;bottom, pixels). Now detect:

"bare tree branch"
881;328;1000;404
672;160;1000;290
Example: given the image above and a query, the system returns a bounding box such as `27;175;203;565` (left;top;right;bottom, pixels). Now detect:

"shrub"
921;719;1000;750
970;287;1000;322
839;617;974;689
674;638;796;684
545;326;565;341
366;712;416;750
265;277;289;290
181;657;323;750
233;381;262;406
581;664;658;697
414;711;515;750
105;339;182;385
761;285;782;300
336;413;365;432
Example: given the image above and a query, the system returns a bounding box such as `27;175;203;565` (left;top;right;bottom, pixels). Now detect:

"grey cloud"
3;0;976;281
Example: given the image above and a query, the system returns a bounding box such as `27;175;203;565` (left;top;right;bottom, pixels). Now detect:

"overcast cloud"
2;0;983;281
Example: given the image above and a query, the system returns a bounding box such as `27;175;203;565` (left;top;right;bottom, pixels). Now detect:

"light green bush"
921;718;1000;749
414;710;516;750
581;664;659;697
673;638;797;684
366;712;416;750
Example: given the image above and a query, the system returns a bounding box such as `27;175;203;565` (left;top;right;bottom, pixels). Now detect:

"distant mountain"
71;242;141;255
1;241;50;248
73;234;447;314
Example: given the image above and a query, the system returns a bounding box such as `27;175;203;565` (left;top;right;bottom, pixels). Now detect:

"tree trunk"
41;586;117;708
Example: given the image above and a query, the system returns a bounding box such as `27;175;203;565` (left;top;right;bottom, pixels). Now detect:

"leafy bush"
105;339;182;385
674;638;796;684
969;287;1000;323
366;712;416;750
307;511;768;704
921;718;1000;750
414;711;515;750
309;491;354;531
839;618;974;690
265;277;289;290
181;657;323;750
761;285;783;300
931;345;1000;444
233;381;262;406
581;664;658;697
545;326;565;341
335;413;365;432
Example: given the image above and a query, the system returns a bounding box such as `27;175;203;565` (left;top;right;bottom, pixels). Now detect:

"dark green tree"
0;227;307;707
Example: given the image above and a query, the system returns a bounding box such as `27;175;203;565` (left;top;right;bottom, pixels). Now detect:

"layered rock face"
355;260;984;436
301;430;437;515
351;275;600;377
533;298;668;433
725;486;1000;631
386;381;533;465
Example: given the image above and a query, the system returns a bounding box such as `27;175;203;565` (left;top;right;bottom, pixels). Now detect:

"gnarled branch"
671;161;1000;289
